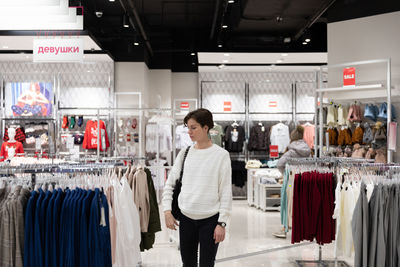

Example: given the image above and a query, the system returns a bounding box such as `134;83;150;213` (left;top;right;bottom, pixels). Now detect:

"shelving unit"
315;58;393;162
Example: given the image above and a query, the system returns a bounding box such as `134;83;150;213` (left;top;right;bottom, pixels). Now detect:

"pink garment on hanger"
388;122;397;151
302;124;315;149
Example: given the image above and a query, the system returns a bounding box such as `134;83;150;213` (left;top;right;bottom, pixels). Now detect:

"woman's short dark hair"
184;108;214;132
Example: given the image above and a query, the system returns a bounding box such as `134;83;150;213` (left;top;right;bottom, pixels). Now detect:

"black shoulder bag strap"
179;146;191;182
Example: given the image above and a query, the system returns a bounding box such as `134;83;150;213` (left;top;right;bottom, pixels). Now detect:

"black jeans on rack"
179;213;219;267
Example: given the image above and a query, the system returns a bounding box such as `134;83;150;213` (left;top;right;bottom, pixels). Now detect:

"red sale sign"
270;145;279;158
343;67;356;86
223;101;232;112
180;102;189;110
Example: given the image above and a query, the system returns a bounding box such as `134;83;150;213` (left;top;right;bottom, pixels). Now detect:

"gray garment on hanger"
352;183;369;267
387;185;399;267
368;185;380;267
376;184;387;267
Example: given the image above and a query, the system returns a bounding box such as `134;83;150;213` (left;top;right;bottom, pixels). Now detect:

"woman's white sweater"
162;144;232;223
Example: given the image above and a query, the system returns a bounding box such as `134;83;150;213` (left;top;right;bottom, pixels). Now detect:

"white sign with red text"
33;38;83;63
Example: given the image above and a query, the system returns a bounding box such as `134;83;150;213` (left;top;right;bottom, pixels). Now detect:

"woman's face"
187;118;209;142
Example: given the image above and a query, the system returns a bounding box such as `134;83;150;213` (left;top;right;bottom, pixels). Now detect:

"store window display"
1;127;24;161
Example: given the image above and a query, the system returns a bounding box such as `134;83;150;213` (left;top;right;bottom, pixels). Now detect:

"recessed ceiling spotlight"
222;25;228;29
224;53;230;56
276;59;283;63
283;37;291;43
218;44;223;48
228;0;234;3
302;42;307;45
281;53;288;57
109;0;115;2
218;64;225;69
305;38;311;42
134;42;139;46
191;53;196;56
2;46;8;49
223;59;229;63
192;62;196;65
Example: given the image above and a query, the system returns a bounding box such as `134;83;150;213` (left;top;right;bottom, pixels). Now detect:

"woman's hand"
164;210;179;230
214;225;226;244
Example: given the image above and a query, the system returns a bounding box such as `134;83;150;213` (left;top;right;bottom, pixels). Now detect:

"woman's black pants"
179;213;219;267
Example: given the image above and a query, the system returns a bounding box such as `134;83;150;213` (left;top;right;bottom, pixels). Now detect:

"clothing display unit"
315;59;393;162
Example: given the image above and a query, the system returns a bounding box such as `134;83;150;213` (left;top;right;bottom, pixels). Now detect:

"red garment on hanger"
292;171;335;245
0;141;24;161
82;120;110;151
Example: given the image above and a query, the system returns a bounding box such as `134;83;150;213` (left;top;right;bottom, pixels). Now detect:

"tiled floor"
141;200;354;267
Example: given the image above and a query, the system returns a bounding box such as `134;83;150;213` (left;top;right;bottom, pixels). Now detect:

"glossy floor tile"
141;200;354;267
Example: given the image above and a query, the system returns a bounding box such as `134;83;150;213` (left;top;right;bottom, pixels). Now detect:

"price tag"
269;145;279;158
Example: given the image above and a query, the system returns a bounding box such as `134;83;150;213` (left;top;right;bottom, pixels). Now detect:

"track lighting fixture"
123;13;129;28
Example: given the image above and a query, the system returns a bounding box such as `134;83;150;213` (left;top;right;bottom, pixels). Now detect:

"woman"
162;108;232;267
274;125;311;238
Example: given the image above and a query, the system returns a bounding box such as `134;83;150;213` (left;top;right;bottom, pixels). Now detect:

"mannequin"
1;127;24;161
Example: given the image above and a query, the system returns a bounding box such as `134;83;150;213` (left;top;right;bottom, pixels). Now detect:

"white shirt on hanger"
270;123;290;153
175;124;194;149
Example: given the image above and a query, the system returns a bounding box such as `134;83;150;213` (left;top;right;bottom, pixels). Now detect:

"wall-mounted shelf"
316;84;383;93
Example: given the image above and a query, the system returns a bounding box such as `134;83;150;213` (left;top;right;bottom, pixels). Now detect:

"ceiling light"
218;64;225;69
302;42;307;45
192;62;196;65
218;44;222;48
109;0;115;2
191;53;196;56
2;46;8;49
228;0;234;3
224;53;230;56
281;53;288;57
283;37;291;43
222;25;228;29
223;59;229;63
123;14;129;28
276;59;283;63
134;42;139;46
305;38;311;42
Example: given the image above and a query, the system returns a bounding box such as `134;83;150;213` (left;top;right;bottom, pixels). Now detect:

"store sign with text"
268;100;278;108
343;67;356;87
33;38;83;63
223;101;232;112
180;102;189;110
269;145;279;158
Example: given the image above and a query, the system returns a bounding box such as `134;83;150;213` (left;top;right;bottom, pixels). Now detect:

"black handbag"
171;146;191;220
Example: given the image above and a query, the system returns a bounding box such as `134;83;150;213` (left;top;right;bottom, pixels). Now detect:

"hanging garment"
291;171;335;245
145;124;172;154
338;128;352;146
326;128;338;146
276;140;311;174
0;141;24;161
352;183;369;267
112;176;142;267
224;125;245;152
231;160;246;188
209;124;224;147
129;167;150;233
327;105;338;126
352;126;364;144
270;123;290;153
302;123;315;149
248;124;269;151
140;168;162;251
338;105;349;126
175;124;194;149
3;127;26;143
82;120;110;151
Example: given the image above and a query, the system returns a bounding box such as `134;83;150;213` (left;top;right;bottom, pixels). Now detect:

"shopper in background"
274;125;311;238
162;108;232;267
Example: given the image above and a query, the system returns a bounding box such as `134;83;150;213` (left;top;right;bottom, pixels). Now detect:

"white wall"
114;62;149;107
148;69;172;108
327;11;400;99
172;73;199;100
327;11;400;161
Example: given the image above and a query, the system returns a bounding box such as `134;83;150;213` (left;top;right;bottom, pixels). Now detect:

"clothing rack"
286;157;350;267
0;162;123;185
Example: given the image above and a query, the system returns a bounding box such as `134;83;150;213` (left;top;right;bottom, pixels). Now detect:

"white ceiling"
197;52;327;64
